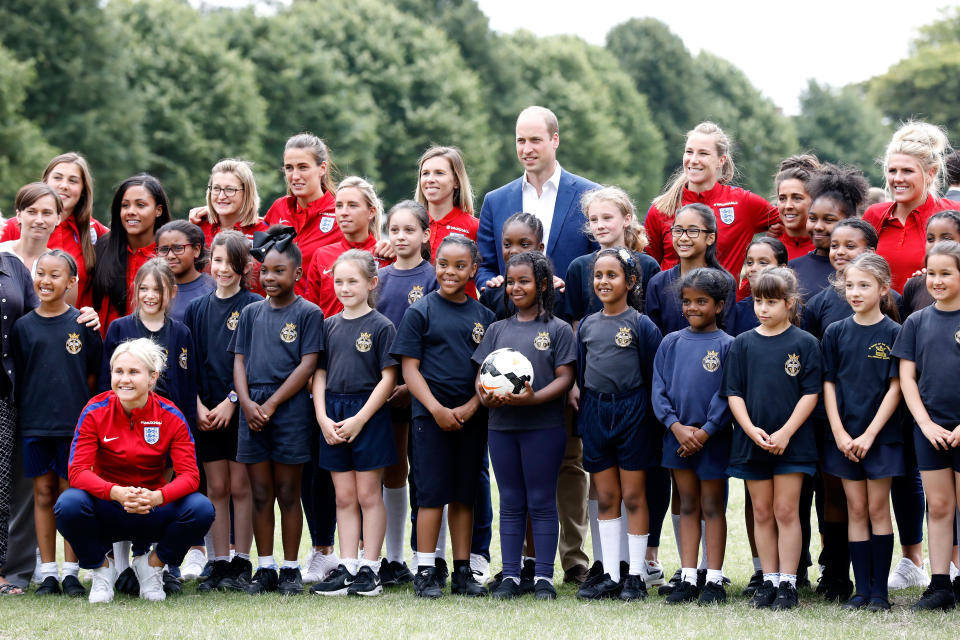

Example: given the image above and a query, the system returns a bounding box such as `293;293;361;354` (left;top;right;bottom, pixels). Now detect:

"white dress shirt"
521;163;563;251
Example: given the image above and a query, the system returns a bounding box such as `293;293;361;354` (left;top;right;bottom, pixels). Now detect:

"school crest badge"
615;327;632;348
719;206;735;224
955;327;960;345
355;331;372;353
319;215;335;233
784;353;801;376
868;343;891;360
472;322;485;344
702;349;720;372
144;426;160;445
179;348;188;370
534;331;551;351
65;332;82;355
280;322;297;343
408;285;424;305
226;311;240;331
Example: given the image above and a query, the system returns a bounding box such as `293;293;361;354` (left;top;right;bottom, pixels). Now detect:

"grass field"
1;478;954;640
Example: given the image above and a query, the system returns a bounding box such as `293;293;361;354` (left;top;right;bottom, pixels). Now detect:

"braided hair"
592;247;644;312
504;251;555;322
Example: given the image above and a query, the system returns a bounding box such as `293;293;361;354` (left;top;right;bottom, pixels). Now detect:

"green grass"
2;479;954;639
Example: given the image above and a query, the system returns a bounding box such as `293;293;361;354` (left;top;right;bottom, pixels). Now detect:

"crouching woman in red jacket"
55;338;214;603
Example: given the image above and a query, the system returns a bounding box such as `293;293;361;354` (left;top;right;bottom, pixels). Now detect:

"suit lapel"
547;170;575;254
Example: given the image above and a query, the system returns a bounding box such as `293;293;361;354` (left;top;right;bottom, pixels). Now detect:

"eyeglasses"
670;226;706;239
207;185;243;197
157;244;194;256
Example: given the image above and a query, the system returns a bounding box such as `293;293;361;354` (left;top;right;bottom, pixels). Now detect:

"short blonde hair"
337;176;383;239
883;121;950;197
580;186;648;253
110;338;166;389
206;159;261;228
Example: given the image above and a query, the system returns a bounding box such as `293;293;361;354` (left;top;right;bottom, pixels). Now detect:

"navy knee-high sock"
849;540;870;598
870;533;894;602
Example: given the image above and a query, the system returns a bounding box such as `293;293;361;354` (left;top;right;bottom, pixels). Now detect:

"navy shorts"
237;385;312;465
822;442;905;481
411;409;487;508
727;461;816;481
662;429;731;481
23;436;70;479
913;425;960;472
193;409;240;463
319;392;397;472
578;387;660;473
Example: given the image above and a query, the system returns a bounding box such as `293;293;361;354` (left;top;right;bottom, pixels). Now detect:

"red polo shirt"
264;191;340;295
197;217;270;294
644;183;778;279
98;243;155;333
863;196;960;293
303;235;393;317
429;207;479;298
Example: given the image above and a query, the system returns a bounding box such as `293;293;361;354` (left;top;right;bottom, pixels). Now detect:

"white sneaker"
132;554;166;601
180;548;207;580
888;557;929;590
644;559;666;587
302;550;339;583
89;560;116;603
470;553;490;585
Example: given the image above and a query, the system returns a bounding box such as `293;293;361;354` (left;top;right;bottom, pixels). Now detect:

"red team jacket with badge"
263;191;341;295
428;206;479;298
303;235;394;316
68;390;200;504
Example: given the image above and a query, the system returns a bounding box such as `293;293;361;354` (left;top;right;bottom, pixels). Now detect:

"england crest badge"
144;426;160;445
719;207;735;224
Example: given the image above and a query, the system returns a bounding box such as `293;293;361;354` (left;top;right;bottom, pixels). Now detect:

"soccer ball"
479;348;534;396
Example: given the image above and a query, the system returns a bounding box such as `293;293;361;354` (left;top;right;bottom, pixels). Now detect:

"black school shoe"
379;560;414;586
665;580;699;604
451;563;487;597
749;580;778;608
576;574;621;600
658;568;682;596
115;566;139;596
348;566;382;596
162;569;182;595
912;585;956;611
697;581;726;605
841;594;869;610
310;565;353;596
519;558;536;594
61;575;86;597
277;567;303;595
491;577;522;600
534;579;557;600
770;582;799;611
35;576;61;596
580;561;604;589
434;558;449;589
246;567;279;594
619;574;648;601
219;556;253;592
821;575;854;603
197;560;231;593
742;570;764;597
866;597;891;612
413;567;442;599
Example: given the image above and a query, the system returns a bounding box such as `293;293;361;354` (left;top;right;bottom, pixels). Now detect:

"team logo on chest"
226;311;240;331
718;206;735;225
65;332;82;355
955;327;960;345
179;348;188;369
614;327;632;348
408;285;424;305
868;343;891;360
280;322;298;343
319;215;335;233
143;424;160;445
702;349;720;372
784;353;801;376
472;322;485;344
534;331;551;351
355;331;372;353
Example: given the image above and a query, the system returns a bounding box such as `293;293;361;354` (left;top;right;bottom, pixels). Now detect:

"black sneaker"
912;585;956;611
697;581;726;605
665;580;699;604
696;569;706;589
749;580;777;608
796;566;811;590
841;594;869;610
434;558;449;589
277;567;303;595
822;576;854;603
771;582;799;610
742;570;764;597
953;576;960;602
576;574;621;600
61;574;85;597
311;565;353;596
451;563;487;597
413;567;442;598
619;574;648;601
219;556;253;592
162;569;182;595
115;566;139;596
534;578;556;600
519;558;536;594
491;577;522;600
35;576;61;596
658;568;682;596
246;567;279;594
197;560;231;593
348;566;382;596
866;597;892;612
379;560;413;586
581;561;604;589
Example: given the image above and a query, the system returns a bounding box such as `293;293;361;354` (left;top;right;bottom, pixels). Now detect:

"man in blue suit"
476;106;595;584
476;106;598;288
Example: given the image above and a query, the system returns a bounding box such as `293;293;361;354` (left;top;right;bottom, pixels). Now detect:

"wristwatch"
228;391;239;404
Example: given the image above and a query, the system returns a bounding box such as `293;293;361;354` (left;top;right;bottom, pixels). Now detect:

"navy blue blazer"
476;169;599;286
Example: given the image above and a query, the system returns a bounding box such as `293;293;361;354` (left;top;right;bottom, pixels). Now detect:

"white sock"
215;556;229;563
672;513;682;559
383;486;408;564
627;533;649;577
417;552;436;569
588;499;602;562
763;572;779;586
282;559;298;569
229;549;236;560
39;561;58;579
343;558;359;575
435;507;448;560
258;555;277;570
619;503;630;563
113;541;131;573
706;568;723;585
779;573;797;587
505;576;520;585
598;518;622;582
753;557;762;572
62;562;79;578
238;552;250;561
681;567;697;585
698;521;708;570
204;532;215;560
361;557;382;573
